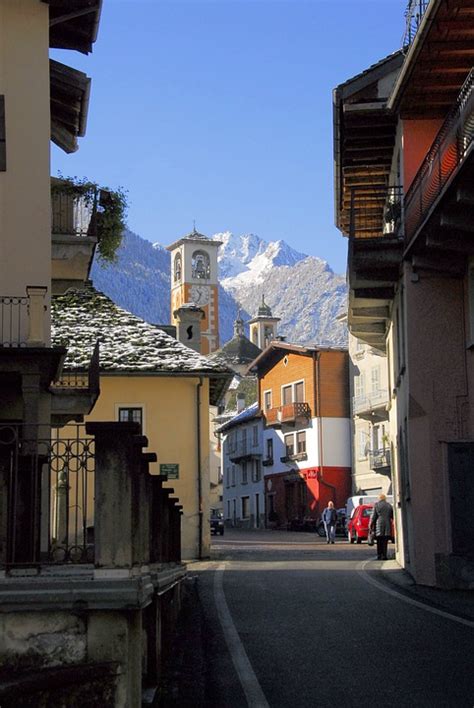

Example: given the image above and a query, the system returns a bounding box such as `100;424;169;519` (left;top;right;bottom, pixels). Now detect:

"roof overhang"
389;0;474;118
50;59;91;153
333;52;404;235
44;0;103;55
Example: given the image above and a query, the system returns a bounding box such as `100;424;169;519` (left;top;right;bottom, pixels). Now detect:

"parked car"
210;509;224;536
347;504;373;543
316;508;347;537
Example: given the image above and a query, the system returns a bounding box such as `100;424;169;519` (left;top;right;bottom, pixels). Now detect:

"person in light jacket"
322;501;337;544
369;494;393;560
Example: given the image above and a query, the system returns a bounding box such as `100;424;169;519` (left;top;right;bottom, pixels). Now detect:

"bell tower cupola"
247;294;280;350
166;226;222;355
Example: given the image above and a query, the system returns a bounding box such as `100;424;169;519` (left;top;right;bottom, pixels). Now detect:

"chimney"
236;393;246;413
173;304;205;353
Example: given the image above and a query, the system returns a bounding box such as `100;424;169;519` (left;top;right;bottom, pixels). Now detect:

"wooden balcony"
265;402;311;427
280;402;311;425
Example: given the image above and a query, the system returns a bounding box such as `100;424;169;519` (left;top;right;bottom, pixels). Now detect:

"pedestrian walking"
322;501;337;544
369;493;393;560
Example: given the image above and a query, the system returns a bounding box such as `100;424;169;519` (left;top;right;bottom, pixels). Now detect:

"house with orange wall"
333;0;474;588
248;342;351;527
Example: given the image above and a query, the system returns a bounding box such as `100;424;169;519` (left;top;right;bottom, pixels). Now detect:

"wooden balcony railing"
265;402;311;427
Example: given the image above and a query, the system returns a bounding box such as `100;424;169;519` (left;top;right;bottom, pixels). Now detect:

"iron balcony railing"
405;69;474;245
353;389;390;415
229;439;263;462
0;296;29;347
403;0;430;48
0;424;95;568
369;447;391;470
50;341;100;393
0;287;47;348
349;186;404;240
51;183;98;238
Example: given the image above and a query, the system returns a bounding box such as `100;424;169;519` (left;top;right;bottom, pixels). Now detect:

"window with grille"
118;407;143;432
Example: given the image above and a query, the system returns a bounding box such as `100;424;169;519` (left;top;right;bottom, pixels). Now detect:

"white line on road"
213;562;270;708
358;560;474;629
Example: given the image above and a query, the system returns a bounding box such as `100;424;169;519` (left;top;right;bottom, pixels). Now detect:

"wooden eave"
390;0;474;118
44;0;102;55
50;59;91;153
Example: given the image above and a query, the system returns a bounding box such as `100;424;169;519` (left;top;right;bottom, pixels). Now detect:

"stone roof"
216;402;260;433
51;287;232;403
209;333;261;369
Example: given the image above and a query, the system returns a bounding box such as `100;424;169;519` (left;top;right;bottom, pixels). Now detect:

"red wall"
403;119;443;191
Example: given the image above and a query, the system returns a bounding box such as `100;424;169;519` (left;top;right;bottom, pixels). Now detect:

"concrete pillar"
85;421;145;569
26;286;47;346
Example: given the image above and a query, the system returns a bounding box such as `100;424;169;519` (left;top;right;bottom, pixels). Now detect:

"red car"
347;504;373;544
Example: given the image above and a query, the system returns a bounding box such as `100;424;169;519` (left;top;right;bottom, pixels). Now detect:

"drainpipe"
313;351;324;481
196;376;204;559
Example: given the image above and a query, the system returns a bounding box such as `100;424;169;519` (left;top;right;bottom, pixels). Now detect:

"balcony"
229;439;262;463
262;457;274;467
369;447;391;470
280;452;308;464
403;0;430;48
0;288;47;348
353;388;389;421
265;402;311;427
404;69;474;254
51;179;99;292
49;342;100;426
0;421;182;570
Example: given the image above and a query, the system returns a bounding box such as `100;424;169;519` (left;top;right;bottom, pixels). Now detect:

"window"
282;380;305;405
358;431;367;459
264;390;272;410
254;459;261;482
231;466;236;487
252;425;258;447
371;367;380;395
225;467;230;488
118;407;143;432
356;339;364;353
354;373;365;399
174;253;182;283
227;500;231;518
242;461;248;484
192;249;210;279
242;496;250;519
284;433;294;457
294;381;304;402
266;438;273;461
296;431;306;454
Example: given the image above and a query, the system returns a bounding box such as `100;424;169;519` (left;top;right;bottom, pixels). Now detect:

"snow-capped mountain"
90;229;347;347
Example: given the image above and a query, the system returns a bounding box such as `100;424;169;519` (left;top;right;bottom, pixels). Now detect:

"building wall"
0;0;51;339
259;352;315;411
222;417;265;528
85;375;211;560
403;118;443;191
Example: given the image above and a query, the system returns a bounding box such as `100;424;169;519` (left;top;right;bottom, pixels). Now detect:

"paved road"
191;529;474;708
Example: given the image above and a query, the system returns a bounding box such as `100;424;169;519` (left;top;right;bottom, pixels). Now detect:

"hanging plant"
52;174;128;263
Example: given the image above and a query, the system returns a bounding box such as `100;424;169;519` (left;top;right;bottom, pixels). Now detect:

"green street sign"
160;463;179;480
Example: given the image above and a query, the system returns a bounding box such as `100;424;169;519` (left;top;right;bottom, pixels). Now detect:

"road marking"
358;560;474;629
214;562;270;708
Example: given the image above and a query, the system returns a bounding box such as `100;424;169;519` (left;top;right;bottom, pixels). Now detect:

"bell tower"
247;295;280;350
167;227;222;355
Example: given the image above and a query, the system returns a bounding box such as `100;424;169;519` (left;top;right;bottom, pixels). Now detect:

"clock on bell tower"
166;227;222;355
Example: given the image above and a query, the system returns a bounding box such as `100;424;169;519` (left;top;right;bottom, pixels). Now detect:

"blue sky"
51;0;407;274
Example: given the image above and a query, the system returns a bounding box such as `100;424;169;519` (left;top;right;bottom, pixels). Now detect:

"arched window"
174;253;182;283
192;250;210;279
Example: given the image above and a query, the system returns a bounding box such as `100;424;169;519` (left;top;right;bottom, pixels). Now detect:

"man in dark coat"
369;494;393;560
322;501;337;544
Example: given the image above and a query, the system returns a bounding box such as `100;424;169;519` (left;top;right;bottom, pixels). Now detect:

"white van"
345;494;393;522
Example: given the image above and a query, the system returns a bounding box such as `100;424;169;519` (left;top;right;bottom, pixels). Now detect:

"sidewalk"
366;559;474;622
